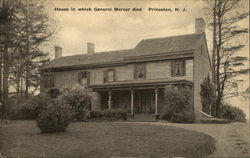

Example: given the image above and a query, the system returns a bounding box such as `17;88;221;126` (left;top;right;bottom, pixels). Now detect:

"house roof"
130;33;203;57
42;33;204;70
42;49;133;69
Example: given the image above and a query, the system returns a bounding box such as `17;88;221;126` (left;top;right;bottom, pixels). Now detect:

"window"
171;60;186;77
107;69;115;82
134;64;146;79
78;71;90;85
44;72;55;88
104;69;115;82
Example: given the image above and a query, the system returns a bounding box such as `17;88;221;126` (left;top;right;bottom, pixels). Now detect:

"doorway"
134;89;155;114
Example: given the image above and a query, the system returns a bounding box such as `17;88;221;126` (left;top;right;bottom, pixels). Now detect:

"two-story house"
40;18;211;120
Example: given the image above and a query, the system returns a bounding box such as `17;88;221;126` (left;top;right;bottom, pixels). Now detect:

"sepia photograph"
0;0;249;157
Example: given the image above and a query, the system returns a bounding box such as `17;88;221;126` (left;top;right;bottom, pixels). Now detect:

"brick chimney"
55;46;62;58
87;43;95;54
195;18;206;34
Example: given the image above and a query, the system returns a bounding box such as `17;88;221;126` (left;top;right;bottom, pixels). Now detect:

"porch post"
108;89;112;110
131;89;134;115
155;88;158;115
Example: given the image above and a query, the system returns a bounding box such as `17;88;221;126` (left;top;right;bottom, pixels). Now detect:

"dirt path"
136;121;250;157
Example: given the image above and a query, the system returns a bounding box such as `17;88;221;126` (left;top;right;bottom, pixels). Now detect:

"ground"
0;120;215;157
143;121;250;157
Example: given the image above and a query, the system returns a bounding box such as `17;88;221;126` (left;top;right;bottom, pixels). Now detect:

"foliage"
161;85;195;123
200;76;216;116
36;99;73;133
4;99;17;120
205;0;249;116
6;94;51;120
59;85;92;121
90;109;127;121
9;0;54;97
47;88;60;98
219;103;246;122
0;0;54;120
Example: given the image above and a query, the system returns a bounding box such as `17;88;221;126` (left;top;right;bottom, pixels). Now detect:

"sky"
47;0;207;56
44;0;249;117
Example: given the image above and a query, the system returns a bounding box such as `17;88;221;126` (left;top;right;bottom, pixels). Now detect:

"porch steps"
127;114;157;122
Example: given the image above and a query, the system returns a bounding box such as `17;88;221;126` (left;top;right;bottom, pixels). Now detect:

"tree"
0;0;19;120
0;0;54;120
200;76;216;116
12;0;53;98
206;0;249;116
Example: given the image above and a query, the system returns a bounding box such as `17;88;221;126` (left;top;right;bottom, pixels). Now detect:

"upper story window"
44;72;55;88
104;69;115;82
171;60;186;77
134;64;146;79
78;71;90;85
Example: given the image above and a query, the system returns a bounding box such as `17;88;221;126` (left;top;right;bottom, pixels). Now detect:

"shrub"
90;109;127;121
200;76;216;116
3;99;16;119
59;85;92;121
6;94;51;120
36;99;73;133
47;88;60;98
90;111;104;118
103;109;127;120
161;85;195;123
220;103;246;122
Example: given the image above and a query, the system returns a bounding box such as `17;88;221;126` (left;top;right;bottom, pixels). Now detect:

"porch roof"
89;78;193;91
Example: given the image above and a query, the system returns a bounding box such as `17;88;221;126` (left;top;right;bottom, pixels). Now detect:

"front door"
134;90;155;114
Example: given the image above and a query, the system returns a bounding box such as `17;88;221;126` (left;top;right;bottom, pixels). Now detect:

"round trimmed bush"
59;85;92;121
36;99;73;133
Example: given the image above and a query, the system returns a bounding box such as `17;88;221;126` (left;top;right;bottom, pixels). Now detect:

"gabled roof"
130;33;203;57
42;49;133;69
41;33;204;70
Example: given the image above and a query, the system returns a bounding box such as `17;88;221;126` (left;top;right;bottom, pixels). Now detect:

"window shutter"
87;71;90;84
50;72;55;87
171;60;175;77
112;70;115;81
77;71;82;84
143;64;146;79
134;65;138;79
182;60;186;76
44;72;49;88
103;70;107;83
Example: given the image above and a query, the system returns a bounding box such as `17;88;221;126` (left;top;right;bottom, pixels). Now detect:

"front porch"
93;85;165;121
100;88;163;121
90;80;193;121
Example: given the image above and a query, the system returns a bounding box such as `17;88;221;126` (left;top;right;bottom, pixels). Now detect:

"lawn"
0;120;216;157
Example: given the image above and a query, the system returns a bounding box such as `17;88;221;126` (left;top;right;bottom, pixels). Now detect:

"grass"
0;120;216;157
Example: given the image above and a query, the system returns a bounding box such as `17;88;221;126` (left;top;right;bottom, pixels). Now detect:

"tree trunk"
0;50;3;104
2;42;9;121
215;0;222;117
21;77;24;98
25;67;29;97
212;0;217;84
25;0;30;98
16;68;21;103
